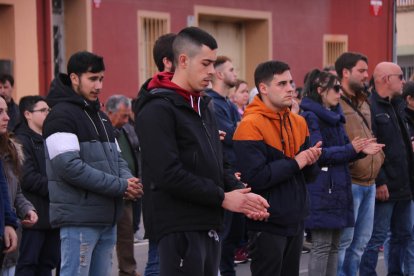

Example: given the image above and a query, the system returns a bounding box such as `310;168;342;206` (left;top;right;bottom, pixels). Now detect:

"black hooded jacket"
14;123;50;229
43;74;132;227
135;81;243;242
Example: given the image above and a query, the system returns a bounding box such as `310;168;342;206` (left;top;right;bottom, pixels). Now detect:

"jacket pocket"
375;113;391;125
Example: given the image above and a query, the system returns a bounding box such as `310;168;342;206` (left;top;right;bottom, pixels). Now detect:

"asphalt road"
111;240;387;276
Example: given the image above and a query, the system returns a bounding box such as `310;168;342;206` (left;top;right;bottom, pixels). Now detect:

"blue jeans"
337;184;375;276
144;240;160;276
404;201;414;275
59;226;116;276
384;202;414;275
360;200;412;276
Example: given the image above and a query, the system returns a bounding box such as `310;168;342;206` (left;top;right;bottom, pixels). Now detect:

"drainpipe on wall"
393;0;397;63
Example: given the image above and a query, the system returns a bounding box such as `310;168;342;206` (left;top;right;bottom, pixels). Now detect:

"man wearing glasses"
360;62;413;275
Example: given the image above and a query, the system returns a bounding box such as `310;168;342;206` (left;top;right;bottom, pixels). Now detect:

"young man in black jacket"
14;96;60;275
135;27;269;276
43;51;143;276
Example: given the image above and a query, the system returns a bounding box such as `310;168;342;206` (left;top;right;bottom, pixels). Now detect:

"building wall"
0;0;39;101
329;0;394;72
89;0;393;101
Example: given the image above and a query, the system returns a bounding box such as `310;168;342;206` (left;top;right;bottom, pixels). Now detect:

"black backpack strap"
341;95;371;130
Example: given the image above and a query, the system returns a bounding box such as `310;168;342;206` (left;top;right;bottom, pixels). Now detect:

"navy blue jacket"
370;91;414;201
205;89;240;167
300;98;357;229
0;159;17;240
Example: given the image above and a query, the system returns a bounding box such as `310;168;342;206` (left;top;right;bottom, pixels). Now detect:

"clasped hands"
124;177;144;200
222;188;270;221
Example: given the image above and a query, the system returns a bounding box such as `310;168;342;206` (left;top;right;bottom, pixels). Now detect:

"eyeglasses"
333;85;343;93
31;108;51;114
387;74;404;81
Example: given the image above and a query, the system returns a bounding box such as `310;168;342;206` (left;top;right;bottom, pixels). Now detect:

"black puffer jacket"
14;123;51;229
370;90;414;201
43;74;132;228
135;86;243;242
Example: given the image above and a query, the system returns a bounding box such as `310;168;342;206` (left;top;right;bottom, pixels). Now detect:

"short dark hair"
303;69;338;104
18;95;46;124
153;33;176;72
67;51;105;76
403;81;414;100
254;61;290;92
172;27;217;66
0;74;14;87
214;56;232;69
335;52;368;80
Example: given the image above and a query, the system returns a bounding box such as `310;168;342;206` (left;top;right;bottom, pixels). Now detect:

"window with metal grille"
323;35;348;67
138;12;170;84
402;65;414;80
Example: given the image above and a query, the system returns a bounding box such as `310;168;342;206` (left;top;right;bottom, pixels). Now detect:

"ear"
342;68;350;79
216;69;225;80
70;73;80;87
317;86;323;95
259;82;267;96
163;57;173;72
178;54;188;68
24;110;32;121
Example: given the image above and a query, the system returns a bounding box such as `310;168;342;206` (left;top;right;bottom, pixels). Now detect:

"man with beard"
335;52;385;276
43;51;143;275
206;56;245;275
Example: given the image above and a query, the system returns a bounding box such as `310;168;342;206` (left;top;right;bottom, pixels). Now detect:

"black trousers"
158;231;221;276
219;211;245;276
0;237;4;268
248;231;303;276
15;228;60;276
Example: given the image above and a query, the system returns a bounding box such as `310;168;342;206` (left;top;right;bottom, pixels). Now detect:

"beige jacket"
339;96;384;186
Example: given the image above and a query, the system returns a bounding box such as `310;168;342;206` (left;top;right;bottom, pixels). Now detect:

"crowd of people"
1;26;414;276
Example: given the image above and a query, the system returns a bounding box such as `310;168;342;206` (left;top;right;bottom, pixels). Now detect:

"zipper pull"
329;188;332;194
180;259;184;267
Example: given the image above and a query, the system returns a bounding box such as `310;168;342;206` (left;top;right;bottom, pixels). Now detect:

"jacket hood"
137;72;205;114
205;89;225;100
300;97;345;125
243;94;290;121
46;73;101;112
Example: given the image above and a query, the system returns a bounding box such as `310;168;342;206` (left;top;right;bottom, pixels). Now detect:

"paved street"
111;240;387;276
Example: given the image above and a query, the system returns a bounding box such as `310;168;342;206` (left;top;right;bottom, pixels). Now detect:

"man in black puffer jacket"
43;51;143;276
